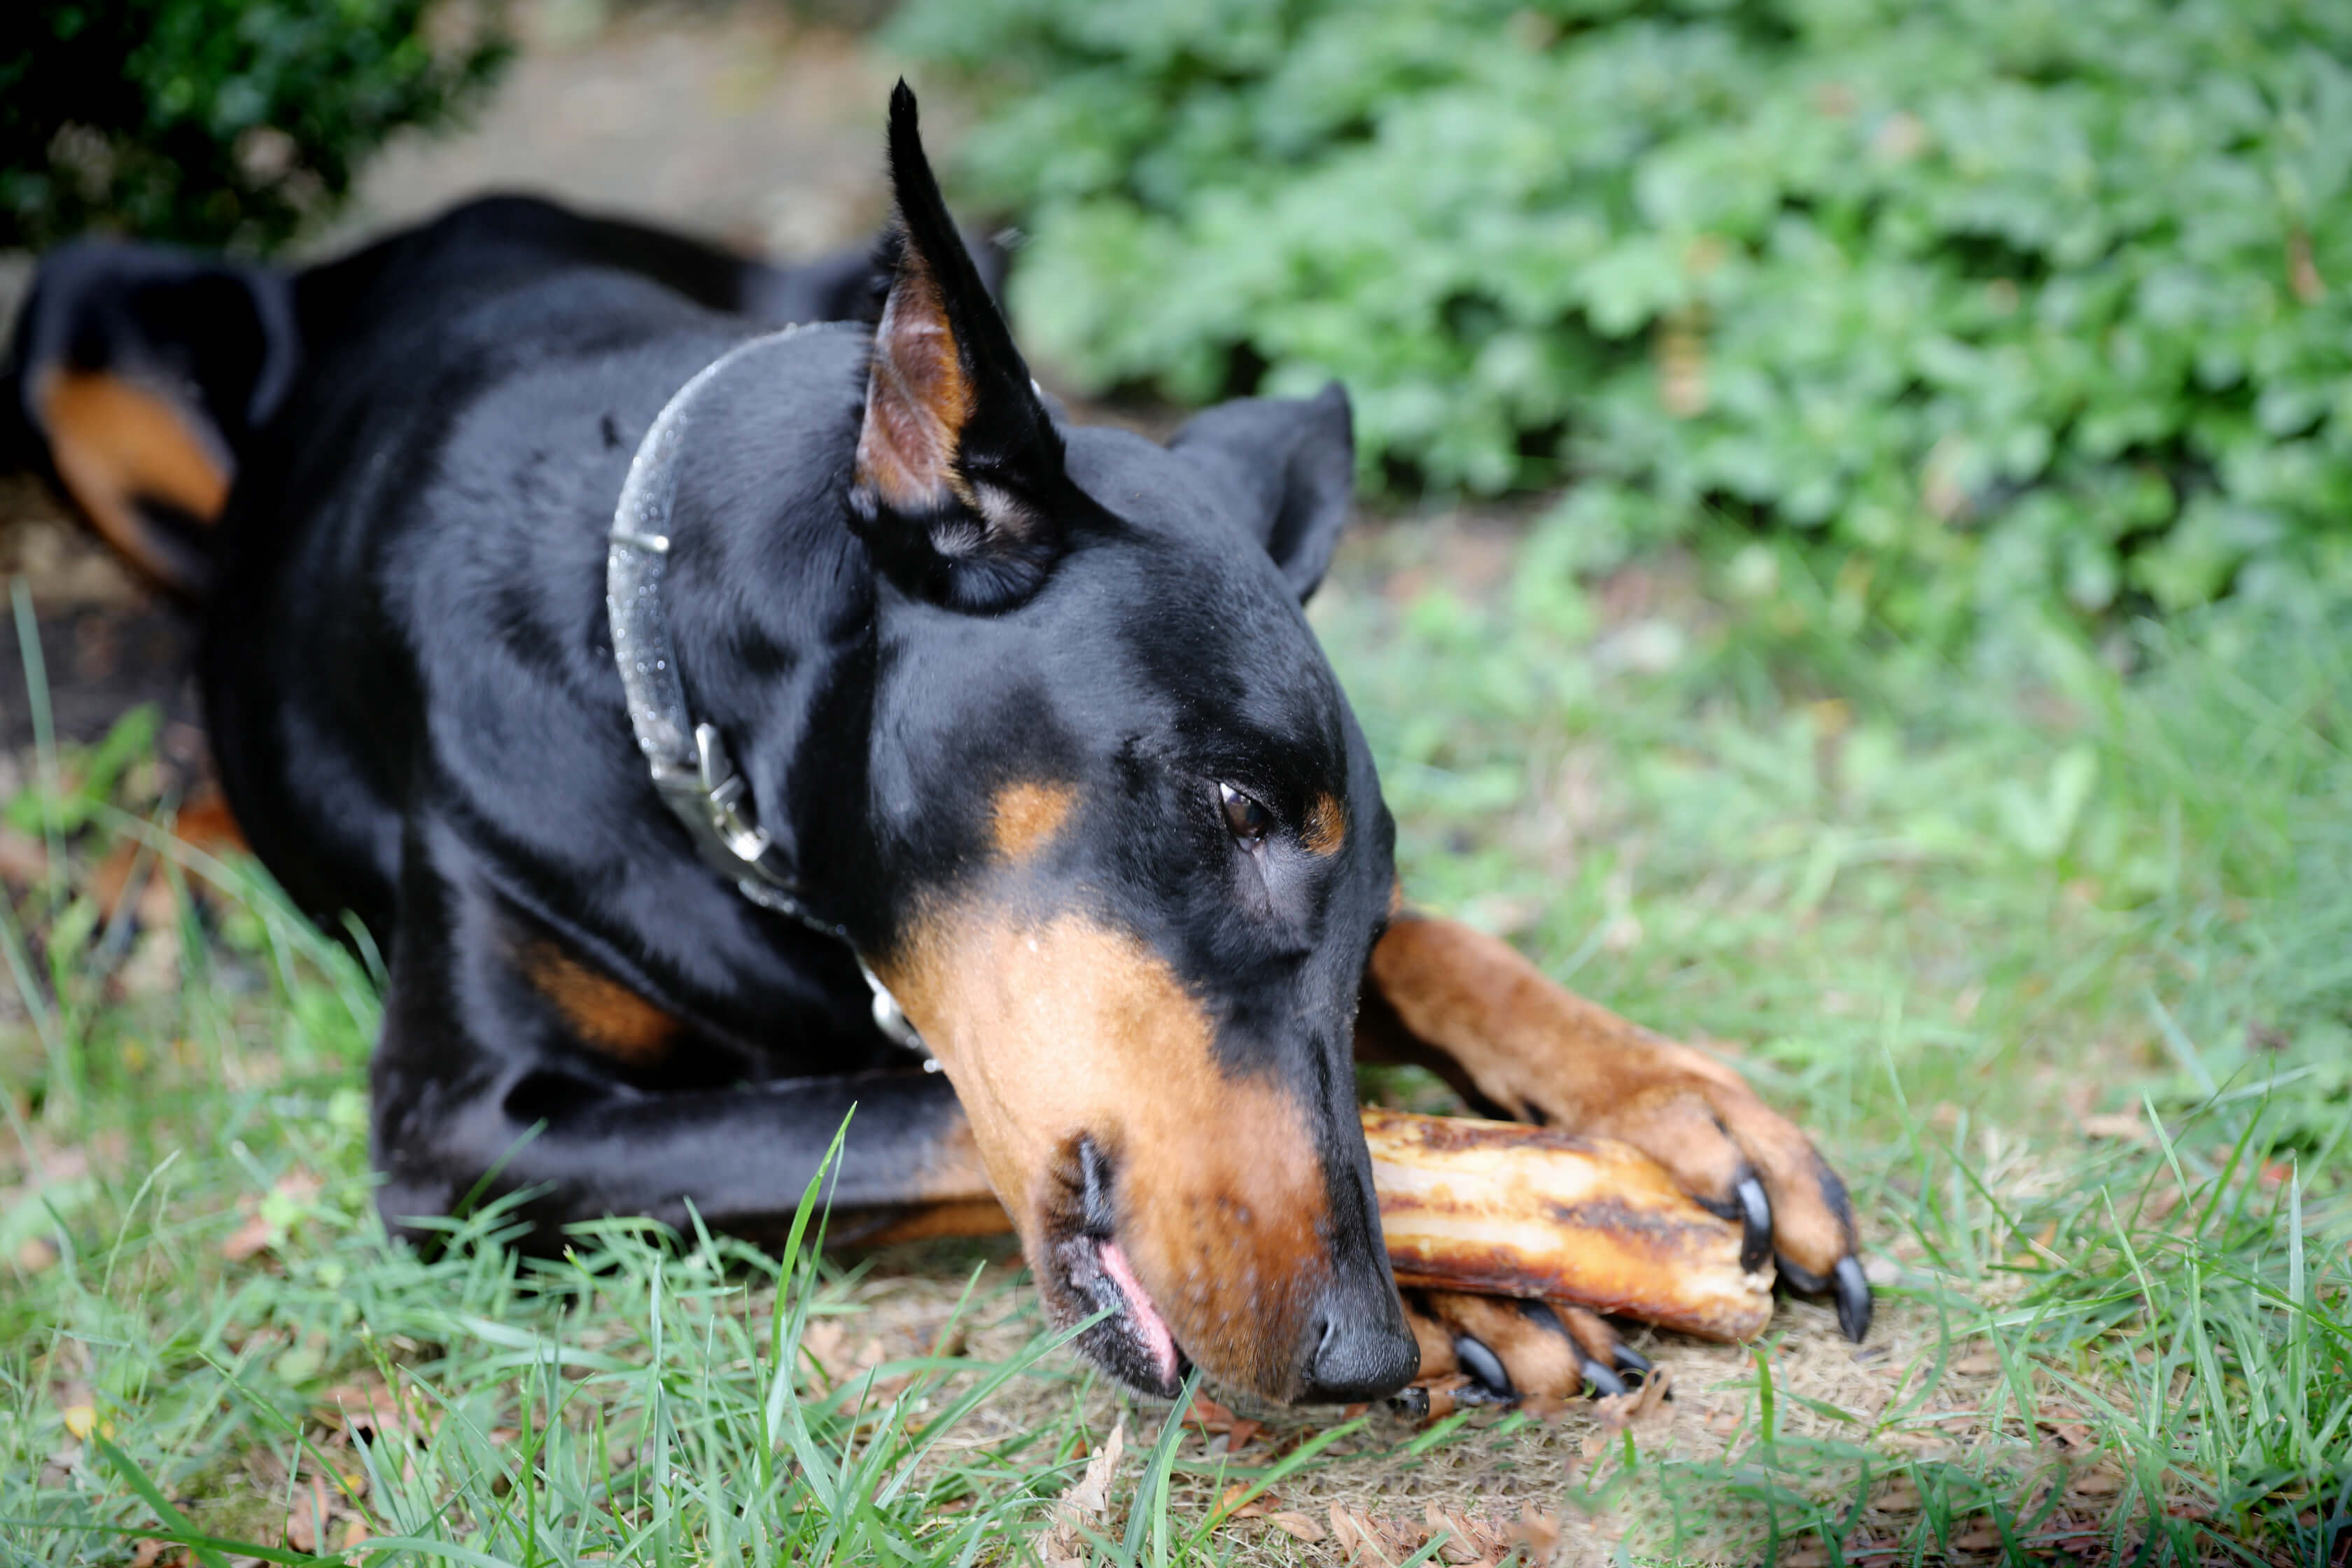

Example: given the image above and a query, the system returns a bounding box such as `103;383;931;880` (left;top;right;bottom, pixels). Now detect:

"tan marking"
853;236;973;513
38;369;228;594
990;780;1074;862
525;943;681;1067
1301;792;1345;856
873;906;1331;1400
839;1197;1014;1248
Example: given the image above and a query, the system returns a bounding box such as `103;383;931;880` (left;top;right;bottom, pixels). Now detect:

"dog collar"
606;329;930;1063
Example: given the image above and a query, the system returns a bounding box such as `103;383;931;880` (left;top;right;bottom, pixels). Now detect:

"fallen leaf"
59;1404;96;1440
1424;1502;1508;1565
1780;1539;1831;1568
1952;1522;2002;1552
1329;1505;1399;1567
1952;1344;2001;1376
128;1540;183;1568
320;1379;438;1445
0;828;48;888
801;1321;848;1378
1186;1394;1238;1432
1507;1508;1561;1562
283;1474;333;1553
1592;1366;1673;1431
2069;1466;2124;1497
1224;1418;1261;1450
1266;1511;1326;1543
1217;1483;1280;1522
16;1236;57;1272
1872;1477;1922;1513
2079;1112;2148;1143
1039;1418;1124;1566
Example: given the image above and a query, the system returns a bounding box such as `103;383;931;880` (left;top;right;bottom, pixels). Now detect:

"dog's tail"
4;241;299;600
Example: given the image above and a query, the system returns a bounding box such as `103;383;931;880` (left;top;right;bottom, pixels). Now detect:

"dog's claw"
1580;1356;1628;1399
1612;1343;1652;1380
1833;1254;1874;1343
1735;1175;1772;1275
1452;1334;1514;1399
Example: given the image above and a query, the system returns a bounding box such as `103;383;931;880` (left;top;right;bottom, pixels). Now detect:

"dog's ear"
7;241;297;598
852;82;1068;612
1169;383;1356;601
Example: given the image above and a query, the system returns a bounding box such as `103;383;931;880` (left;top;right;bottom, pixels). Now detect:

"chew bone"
1362;1106;1774;1343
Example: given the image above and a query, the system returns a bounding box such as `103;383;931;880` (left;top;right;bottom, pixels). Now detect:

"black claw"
1774;1252;1830;1296
1833;1255;1874;1343
1452;1334;1514;1399
1735;1175;1772;1274
1581;1356;1628;1399
1613;1343;1652;1379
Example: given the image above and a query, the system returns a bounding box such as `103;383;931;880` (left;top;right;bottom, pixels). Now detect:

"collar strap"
605;329;929;1063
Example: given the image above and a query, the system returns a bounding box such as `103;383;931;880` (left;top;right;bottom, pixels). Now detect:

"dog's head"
844;85;1415;1405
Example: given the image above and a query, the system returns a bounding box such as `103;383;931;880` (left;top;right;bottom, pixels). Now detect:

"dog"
6;84;1867;1407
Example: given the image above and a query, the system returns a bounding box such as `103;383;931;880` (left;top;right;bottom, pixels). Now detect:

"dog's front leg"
372;1055;1007;1250
1356;908;1868;1403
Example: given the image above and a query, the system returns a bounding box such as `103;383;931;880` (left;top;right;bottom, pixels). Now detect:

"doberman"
5;85;1868;1408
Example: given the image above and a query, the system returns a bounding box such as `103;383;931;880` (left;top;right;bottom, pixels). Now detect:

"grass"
3;514;2349;1566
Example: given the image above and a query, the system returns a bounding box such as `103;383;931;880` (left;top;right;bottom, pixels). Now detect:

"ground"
2;6;2346;1566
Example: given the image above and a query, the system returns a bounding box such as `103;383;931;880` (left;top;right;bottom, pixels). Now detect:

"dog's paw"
1397;1291;1652;1410
1572;1049;1870;1340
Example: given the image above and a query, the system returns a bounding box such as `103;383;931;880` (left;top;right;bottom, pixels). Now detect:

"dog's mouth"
1040;1138;1192;1399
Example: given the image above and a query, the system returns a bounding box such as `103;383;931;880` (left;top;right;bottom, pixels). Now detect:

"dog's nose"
1296;1287;1420;1403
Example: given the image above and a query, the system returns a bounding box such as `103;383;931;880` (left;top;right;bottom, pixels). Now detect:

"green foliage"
897;0;2352;637
1;0;509;251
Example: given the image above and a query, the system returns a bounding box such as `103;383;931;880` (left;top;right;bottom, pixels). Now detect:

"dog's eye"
1219;782;1271;846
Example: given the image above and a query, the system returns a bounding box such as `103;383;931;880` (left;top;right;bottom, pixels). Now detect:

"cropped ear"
851;83;1070;612
6;240;297;598
1169;383;1357;601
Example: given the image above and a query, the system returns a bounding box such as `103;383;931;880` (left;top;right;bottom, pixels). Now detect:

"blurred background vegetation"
9;0;2348;648
892;0;2352;647
1;0;507;251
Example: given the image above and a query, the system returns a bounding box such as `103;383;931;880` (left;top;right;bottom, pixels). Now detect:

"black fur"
8;89;1416;1404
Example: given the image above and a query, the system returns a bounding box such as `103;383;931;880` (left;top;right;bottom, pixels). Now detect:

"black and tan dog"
6;86;1867;1407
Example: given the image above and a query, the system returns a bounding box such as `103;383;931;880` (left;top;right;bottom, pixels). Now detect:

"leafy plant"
1;0;509;251
897;0;2352;640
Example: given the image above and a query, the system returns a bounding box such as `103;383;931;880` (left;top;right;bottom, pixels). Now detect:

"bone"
1362;1107;1774;1343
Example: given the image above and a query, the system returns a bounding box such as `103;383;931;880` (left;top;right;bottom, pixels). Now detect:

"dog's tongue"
1098;1238;1179;1389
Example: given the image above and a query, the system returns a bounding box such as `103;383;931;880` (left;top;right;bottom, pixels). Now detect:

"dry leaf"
2079;1112;2148;1143
128;1540;183;1568
321;1379;438;1445
801;1321;848;1378
1217;1483;1280;1522
1337;1506;1390;1567
1423;1502;1508;1566
1040;1418;1124;1566
16;1236;57;1272
282;1474;332;1553
1592;1366;1672;1432
1872;1477;1922;1514
1952;1344;2001;1376
1952;1522;2002;1552
1266;1511;1326;1543
2069;1466;2124;1497
1780;1539;1831;1568
1507;1508;1562;1562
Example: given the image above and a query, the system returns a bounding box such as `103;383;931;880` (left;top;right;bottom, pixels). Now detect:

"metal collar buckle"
604;330;932;1068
